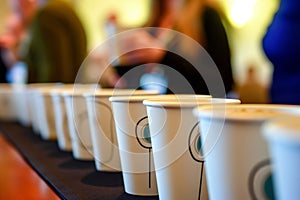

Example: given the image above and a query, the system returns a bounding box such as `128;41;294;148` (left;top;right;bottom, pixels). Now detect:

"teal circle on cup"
196;136;203;156
264;174;275;200
135;116;152;149
142;124;151;144
188;122;204;163
249;159;275;200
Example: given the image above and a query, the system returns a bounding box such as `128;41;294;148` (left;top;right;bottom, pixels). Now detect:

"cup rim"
143;98;240;108
83;89;159;98
109;94;211;103
194;104;300;122
50;88;74;96
0;89;16;94
32;83;94;96
27;82;63;88
263;115;300;144
62;88;98;97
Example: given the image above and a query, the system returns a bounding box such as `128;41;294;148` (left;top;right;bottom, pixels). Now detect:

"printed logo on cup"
248;159;275;200
188;121;204;163
189;121;206;200
136;116;152;149
135;116;153;188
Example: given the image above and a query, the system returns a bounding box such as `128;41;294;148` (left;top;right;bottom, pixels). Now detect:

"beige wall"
0;0;11;33
74;0;150;50
221;0;279;86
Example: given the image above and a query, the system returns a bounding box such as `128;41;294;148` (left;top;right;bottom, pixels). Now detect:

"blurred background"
0;0;279;98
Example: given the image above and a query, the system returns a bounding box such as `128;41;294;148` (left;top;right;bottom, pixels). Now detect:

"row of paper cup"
0;83;27;122
1;83;300;200
110;95;300;200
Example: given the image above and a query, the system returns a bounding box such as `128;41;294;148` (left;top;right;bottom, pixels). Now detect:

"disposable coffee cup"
144;97;240;200
263;114;300;200
34;87;58;140
50;84;96;151
194;104;300;200
27;83;63;134
109;94;211;196
0;84;19;121
12;84;31;126
84;89;159;172
63;87;97;160
33;84;79;140
51;88;73;151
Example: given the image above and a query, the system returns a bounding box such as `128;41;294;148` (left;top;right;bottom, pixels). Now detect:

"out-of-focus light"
224;0;257;28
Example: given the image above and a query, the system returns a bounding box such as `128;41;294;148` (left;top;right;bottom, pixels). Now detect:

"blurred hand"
0;33;16;49
117;30;166;65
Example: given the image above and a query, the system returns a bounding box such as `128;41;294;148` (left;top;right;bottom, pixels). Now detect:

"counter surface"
0;121;158;200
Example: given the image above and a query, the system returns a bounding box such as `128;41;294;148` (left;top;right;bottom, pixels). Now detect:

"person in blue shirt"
263;0;300;104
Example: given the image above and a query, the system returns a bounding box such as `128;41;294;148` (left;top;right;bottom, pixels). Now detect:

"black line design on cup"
135;116;152;188
94;100;115;163
188;121;205;200
248;159;275;200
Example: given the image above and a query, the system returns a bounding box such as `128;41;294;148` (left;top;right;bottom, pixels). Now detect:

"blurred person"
0;49;8;83
98;0;175;90
0;14;25;83
263;0;300;104
100;0;234;96
9;0;87;83
161;0;234;95
236;65;269;104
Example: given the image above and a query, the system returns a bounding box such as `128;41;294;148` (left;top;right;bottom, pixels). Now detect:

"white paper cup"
27;83;63;134
50;84;97;151
51;88;73;151
109;94;211;196
26;88;40;133
144;97;240;200
10;84;31;126
84;89;159;172
194;104;300;200
63;86;98;160
34;87;58;140
33;84;79;140
0;84;19;121
263;115;300;200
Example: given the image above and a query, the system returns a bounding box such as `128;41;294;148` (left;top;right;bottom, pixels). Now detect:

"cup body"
110;95;170;195
85;89;159;172
194;104;300;200
263;115;300;200
0;84;19;121
49;84;95;151
12;84;31;126
27;83;62;134
63;88;95;160
29;89;42;134
85;93;121;170
36;89;57;140
144;97;240;200
51;88;72;151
